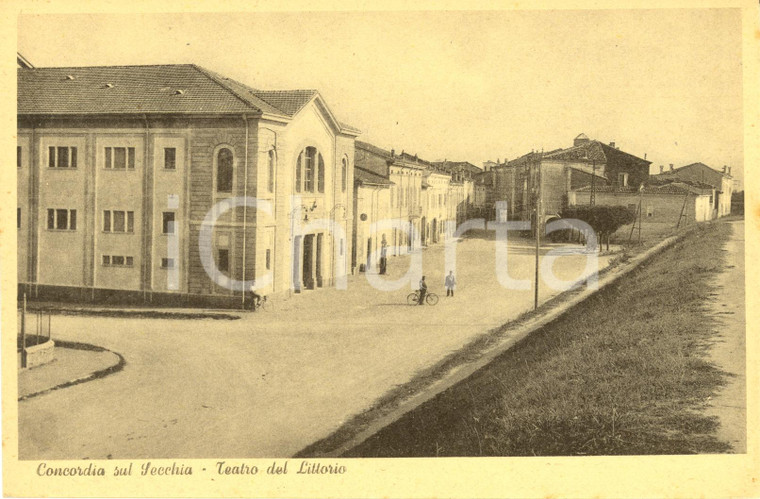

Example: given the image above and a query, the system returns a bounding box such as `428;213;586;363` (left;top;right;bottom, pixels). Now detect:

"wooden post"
638;187;643;244
534;154;542;311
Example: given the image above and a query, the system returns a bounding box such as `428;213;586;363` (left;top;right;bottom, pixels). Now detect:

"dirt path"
704;220;746;452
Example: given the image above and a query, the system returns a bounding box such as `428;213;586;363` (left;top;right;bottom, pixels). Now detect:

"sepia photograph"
4;2;758;498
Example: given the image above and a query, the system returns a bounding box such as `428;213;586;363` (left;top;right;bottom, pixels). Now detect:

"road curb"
26;306;241;321
18;341;126;401
297;231;687;457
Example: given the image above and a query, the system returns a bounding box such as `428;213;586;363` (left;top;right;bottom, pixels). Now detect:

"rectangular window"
56;209;68;229
47;209;76;230
103;255;133;267
17;146;21;168
114;148;126;169
218;249;229;272
162;212;176;234
48;146;77;168
113;211;125;232
164;148;176;170
57;147;69;168
265;249;271;270
618;173;629;187
161;258;175;269
105;147;136;169
103;210;134;233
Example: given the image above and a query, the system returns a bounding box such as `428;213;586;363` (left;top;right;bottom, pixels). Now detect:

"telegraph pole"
534;152;542;310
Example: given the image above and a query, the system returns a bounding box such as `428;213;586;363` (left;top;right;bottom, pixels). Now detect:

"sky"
18;9;744;187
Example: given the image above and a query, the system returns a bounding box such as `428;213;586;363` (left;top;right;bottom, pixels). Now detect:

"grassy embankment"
347;222;732;456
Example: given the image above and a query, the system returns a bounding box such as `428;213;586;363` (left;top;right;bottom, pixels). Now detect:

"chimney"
659;165;664;174
728;166;732;175
722;165;727;173
669;163;674;171
609;141;615;148
391;149;395;158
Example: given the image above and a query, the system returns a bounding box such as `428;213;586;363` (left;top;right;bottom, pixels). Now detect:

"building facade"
18;64;359;306
651;162;733;218
489;134;651;225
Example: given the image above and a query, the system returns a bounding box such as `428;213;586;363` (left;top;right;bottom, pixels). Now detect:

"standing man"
380;236;388;275
418;276;427;305
445;271;457;297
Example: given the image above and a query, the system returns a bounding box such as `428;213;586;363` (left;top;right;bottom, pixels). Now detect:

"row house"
352;141;476;272
17;63;359;306
353;142;425;271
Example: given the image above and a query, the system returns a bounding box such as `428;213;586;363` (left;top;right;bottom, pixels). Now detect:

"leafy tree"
560;205;636;251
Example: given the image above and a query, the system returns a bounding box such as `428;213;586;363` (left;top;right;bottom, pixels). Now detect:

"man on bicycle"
418;276;427;305
248;284;263;311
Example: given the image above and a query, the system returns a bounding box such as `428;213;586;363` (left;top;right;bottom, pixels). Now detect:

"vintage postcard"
2;0;759;497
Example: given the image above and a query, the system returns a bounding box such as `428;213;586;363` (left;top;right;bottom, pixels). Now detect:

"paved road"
704;220;746;452
18;237;614;459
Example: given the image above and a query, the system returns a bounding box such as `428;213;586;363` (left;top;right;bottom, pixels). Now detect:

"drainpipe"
30;121;37;298
241;114;250;308
143;114;150;302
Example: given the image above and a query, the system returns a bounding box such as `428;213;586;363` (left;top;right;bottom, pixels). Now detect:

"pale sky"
18;9;744;188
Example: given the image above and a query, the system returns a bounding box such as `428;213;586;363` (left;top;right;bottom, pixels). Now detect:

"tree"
560;205;636;251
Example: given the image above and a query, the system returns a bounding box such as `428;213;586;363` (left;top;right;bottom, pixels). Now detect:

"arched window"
216;148;233;193
296;146;324;194
341;157;348;193
317;153;325;193
267;150;276;194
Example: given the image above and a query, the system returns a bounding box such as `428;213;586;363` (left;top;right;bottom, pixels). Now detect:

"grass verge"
344;222;732;456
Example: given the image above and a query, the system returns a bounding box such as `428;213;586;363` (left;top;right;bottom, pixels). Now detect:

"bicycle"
406;290;439;306
249;295;272;312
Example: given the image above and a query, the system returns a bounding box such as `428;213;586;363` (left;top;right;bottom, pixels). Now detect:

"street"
19;236;615;459
704;220;746;452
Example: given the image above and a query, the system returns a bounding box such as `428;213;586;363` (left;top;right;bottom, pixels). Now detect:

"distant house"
353;165;393;273
651;162;733;218
490;134;651;224
568;182;715;230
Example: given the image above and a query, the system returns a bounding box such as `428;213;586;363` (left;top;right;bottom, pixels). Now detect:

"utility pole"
534;152;542;311
638;184;643;244
590;160;596;206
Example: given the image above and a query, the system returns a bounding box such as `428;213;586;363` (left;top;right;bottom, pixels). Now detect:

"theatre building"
17;64;359;306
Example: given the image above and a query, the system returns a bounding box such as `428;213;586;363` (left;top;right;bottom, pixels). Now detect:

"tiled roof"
574;182;706;195
355;166;392;186
356;140;393;159
432;161;482;174
339;121;362;134
254;89;318;116
18;64;269;115
18;64;360;135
